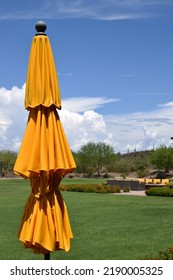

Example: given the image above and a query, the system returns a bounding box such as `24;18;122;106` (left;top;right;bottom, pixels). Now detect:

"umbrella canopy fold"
25;35;61;109
14;22;76;255
14;105;75;179
18;172;73;254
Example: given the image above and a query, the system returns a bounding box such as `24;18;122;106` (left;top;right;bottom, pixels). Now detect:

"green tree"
0;150;17;176
77;142;115;177
151;145;173;172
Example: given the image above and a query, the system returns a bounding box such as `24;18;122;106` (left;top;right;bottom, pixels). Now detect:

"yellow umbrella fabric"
14;106;75;179
14;24;76;254
25;35;61;110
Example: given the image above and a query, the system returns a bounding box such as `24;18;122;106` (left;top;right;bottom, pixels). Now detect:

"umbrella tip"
35;21;47;35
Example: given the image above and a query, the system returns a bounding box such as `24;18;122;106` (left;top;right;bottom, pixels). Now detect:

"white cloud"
158;101;173;108
48;0;173;20
1;85;173;154
105;104;173;152
0;85;27;150
0;0;172;20
64;73;73;76
59;109;113;151
62;97;119;113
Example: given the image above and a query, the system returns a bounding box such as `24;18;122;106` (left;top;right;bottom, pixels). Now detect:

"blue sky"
0;0;173;153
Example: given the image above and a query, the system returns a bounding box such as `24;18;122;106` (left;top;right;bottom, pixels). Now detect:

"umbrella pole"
44;252;50;260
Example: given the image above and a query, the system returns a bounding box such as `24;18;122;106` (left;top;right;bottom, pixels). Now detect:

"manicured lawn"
61;177;107;185
1;178;173;260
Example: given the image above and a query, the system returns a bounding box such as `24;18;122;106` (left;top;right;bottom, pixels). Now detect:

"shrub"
145;187;173;197
141;247;173;260
59;183;121;194
156;170;167;179
123;186;131;192
165;181;173;188
137;168;149;178
106;185;121;193
120;172;129;179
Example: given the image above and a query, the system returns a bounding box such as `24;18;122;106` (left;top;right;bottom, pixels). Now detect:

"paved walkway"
113;190;146;196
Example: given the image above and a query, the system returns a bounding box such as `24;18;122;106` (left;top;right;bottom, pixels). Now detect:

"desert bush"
156;170;167;179
142;247;173;260
165;181;173;188
136;168;149;178
145;187;173;197
106;185;121;193
123;186;131;192
59;183;121;194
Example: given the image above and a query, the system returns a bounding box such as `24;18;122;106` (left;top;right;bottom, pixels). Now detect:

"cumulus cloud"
0;85;27;150
105;105;173;152
1;84;173;153
59;109;113;151
0;85;115;152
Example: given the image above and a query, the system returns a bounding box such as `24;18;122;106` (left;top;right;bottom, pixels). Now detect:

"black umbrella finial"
35;21;47;35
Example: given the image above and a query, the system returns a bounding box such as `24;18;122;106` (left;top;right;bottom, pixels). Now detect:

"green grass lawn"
1;178;173;260
61;177;107;185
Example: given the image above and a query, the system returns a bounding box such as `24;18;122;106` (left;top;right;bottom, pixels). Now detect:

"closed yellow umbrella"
14;21;76;258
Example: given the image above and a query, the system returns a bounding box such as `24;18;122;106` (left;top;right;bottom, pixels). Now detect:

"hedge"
145;187;173;197
59;183;121;194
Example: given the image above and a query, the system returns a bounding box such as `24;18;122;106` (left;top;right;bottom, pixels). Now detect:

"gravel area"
113;190;146;196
